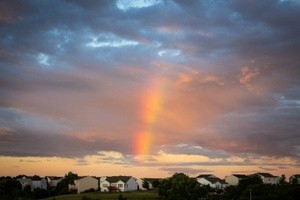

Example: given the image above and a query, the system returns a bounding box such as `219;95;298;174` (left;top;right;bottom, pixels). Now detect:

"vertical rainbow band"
134;77;164;155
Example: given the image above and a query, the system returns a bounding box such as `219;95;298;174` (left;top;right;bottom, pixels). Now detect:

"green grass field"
43;190;159;200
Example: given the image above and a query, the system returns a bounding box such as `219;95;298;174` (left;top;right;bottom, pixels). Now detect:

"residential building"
47;176;63;187
225;174;248;185
17;176;32;189
100;177;110;192
72;176;99;193
100;176;137;192
197;174;228;189
31;176;48;190
136;178;161;190
257;173;280;185
289;174;300;184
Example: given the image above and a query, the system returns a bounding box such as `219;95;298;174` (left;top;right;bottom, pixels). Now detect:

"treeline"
158;173;300;200
0;172;79;200
0;176;44;200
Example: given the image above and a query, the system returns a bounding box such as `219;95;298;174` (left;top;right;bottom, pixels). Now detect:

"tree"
64;171;78;184
158;173;207;200
152;180;159;189
238;174;263;189
279;174;287;185
291;177;298;185
0;179;23;200
33;188;49;199
142;180;150;190
54;171;78;195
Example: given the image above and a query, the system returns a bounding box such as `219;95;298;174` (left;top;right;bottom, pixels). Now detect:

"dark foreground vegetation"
0;172;80;200
1;172;300;200
158;173;300;200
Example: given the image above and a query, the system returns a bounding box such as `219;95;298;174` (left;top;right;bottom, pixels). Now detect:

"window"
102;184;108;187
118;184;123;188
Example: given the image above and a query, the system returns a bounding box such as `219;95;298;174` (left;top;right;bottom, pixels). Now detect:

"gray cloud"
0;0;299;167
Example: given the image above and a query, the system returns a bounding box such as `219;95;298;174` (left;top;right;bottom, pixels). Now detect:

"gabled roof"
51;176;63;180
205;177;222;184
257;173;276;178
201;177;227;185
142;178;161;184
196;174;214;178
105;176;132;183
291;174;300;178
232;174;248;178
30;176;44;181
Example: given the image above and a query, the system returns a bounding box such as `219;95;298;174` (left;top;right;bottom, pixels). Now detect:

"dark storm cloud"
0;108;131;157
0;126;130;158
0;0;299;163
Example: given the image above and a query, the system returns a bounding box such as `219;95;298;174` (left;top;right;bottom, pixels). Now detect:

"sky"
0;0;300;179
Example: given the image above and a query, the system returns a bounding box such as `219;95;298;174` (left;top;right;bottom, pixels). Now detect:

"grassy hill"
43;190;159;200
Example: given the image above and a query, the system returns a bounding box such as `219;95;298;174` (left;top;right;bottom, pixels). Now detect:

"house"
225;174;248;185
17;176;33;189
100;177;110;192
31;176;48;190
46;176;63;187
100;176;137;192
289;174;300;184
257;173;280;185
136;178;161;190
72;176;99;193
196;174;228;189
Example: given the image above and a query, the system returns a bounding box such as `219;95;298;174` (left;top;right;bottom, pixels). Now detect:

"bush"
81;196;92;200
118;194;127;200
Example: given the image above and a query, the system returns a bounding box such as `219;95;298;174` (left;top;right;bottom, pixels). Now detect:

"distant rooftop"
196;174;215;178
105;176;132;183
232;174;248;178
257;173;276;178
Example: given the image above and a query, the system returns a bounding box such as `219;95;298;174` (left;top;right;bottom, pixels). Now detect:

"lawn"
43;190;159;200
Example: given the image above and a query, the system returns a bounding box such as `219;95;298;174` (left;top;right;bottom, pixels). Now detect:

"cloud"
0;0;299;176
117;0;162;11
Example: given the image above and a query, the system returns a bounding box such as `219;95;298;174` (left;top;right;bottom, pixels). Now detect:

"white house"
72;176;99;193
47;176;63;187
196;174;228;189
136;178;161;190
31;177;48;190
100;176;138;192
100;177;110;192
257;173;280;185
289;174;300;184
225;174;248;185
17;176;32;189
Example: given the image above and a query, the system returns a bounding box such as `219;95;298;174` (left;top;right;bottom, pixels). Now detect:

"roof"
291;174;300;178
201;177;227;184
30;176;44;181
205;177;222;184
76;176;98;181
232;174;248;178
51;176;63;180
105;176;132;183
17;177;32;183
257;173;276;178
142;178;161;184
196;174;214;178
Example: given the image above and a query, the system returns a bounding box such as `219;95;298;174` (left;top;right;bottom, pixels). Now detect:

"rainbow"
134;77;165;155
